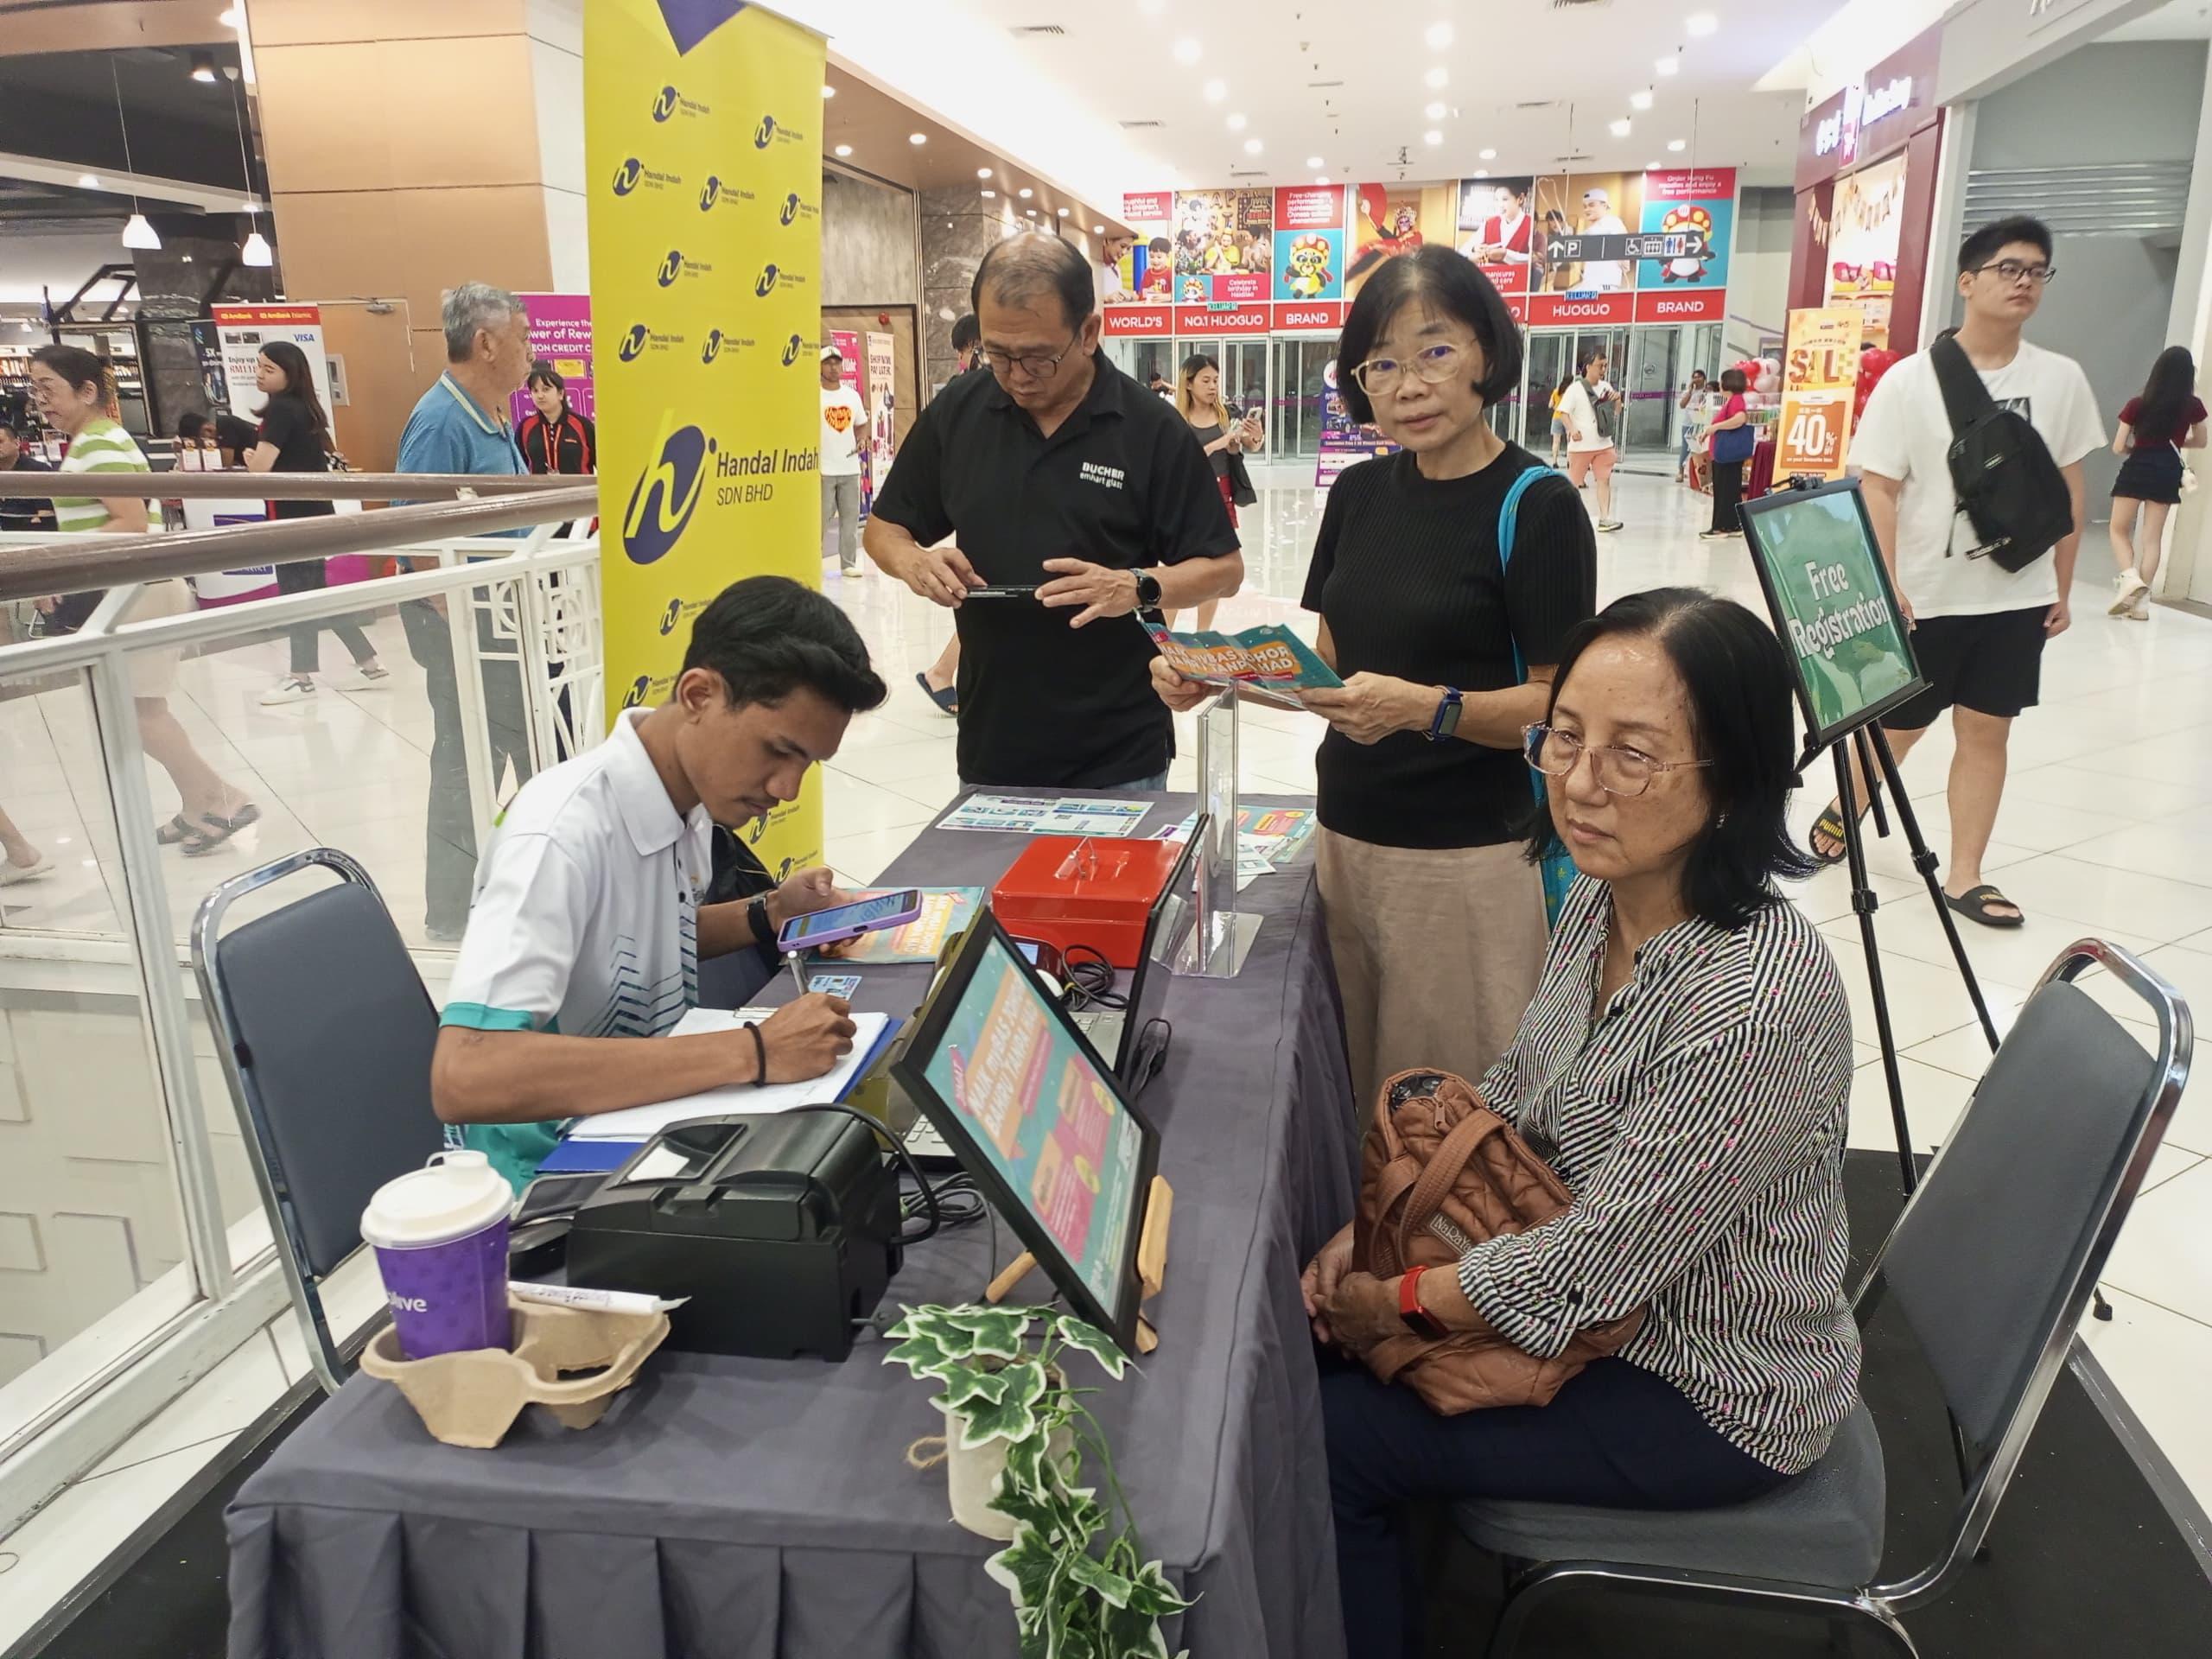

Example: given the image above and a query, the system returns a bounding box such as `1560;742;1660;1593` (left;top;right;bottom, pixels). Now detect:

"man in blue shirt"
397;283;536;939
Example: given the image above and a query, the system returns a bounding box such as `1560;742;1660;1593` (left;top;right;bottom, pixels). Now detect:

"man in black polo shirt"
865;233;1243;789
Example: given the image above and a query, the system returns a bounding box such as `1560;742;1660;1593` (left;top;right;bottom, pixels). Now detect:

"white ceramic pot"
944;1376;1073;1541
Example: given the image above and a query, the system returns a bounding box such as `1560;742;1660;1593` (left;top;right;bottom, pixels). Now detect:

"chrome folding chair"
1454;939;2191;1656
190;849;447;1393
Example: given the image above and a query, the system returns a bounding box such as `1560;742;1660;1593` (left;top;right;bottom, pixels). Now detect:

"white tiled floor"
5;461;2212;1635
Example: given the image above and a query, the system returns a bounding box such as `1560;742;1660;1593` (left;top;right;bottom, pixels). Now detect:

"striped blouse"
1459;877;1862;1473
52;417;151;533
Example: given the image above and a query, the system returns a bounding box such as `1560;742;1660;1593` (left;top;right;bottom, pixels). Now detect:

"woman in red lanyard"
516;361;596;476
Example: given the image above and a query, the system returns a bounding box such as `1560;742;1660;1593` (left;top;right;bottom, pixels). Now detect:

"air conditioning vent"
1554;152;1593;163
1228;169;1268;178
1009;23;1066;36
1516;99;1560;111
1118;119;1165;129
1308;79;1344;88
1550;0;1609;9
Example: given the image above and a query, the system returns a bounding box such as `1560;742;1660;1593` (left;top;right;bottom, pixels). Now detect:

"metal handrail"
43;472;594;499
0;485;601;602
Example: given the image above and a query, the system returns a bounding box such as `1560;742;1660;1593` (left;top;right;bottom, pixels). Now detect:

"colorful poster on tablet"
923;951;1144;1306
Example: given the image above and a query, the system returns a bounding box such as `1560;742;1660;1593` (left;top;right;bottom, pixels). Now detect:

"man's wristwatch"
1133;569;1163;610
1400;1268;1450;1339
746;894;777;950
1424;686;1464;743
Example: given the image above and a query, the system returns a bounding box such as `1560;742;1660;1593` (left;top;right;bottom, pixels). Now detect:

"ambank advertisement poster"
924;949;1143;1309
587;0;827;877
1752;487;1921;740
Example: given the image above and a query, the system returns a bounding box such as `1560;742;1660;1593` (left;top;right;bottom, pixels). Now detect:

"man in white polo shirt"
431;576;889;1192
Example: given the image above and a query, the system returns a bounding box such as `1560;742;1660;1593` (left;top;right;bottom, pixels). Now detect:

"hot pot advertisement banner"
587;0;827;878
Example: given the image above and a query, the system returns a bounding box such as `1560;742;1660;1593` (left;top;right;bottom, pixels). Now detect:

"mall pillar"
919;186;1016;392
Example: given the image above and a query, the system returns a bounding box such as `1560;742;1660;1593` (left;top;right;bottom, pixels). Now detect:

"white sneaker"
0;855;52;887
2110;570;2148;616
2129;591;2152;620
258;676;316;706
349;663;391;690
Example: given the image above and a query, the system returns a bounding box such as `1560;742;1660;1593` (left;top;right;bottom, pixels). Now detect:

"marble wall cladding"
918;189;1018;391
823;169;919;308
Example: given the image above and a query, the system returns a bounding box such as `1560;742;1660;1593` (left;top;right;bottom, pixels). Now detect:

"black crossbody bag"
1928;334;2075;574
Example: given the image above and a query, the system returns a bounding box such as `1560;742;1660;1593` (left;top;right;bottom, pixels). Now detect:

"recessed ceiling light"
908;132;927;145
1095;224;1106;232
1472;168;1490;179
1424;66;1448;89
821;84;835;98
1172;37;1201;65
982;189;995;198
1656;55;1680;77
1630;89;1654;111
1478;147;1497;160
1423;130;1443;146
1609;118;1631;137
1026;208;1038;217
217;5;240;24
977;167;993;179
834;143;852;156
1019;188;1033;199
1305;154;1324;168
1668;137;1688;152
1424;100;1446;119
1227;112;1247;131
1058;207;1070;217
77;173;99;188
1243;137;1263;155
1315;175;1331;185
1686;11;1718;38
1424;20;1454;48
1203;78;1226;102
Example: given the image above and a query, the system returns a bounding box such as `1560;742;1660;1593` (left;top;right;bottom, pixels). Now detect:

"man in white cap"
819;346;868;576
1578;188;1630;290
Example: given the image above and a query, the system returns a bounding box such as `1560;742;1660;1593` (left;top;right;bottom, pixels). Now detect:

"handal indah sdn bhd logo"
658;595;709;638
652;85;679;123
701;329;724;365
780;334;805;367
618;324;649;362
622;412;714;566
658;250;684;288
612;157;643;196
753;114;777;149
779;192;802;226
620;673;653;710
700;176;722;211
754;264;780;297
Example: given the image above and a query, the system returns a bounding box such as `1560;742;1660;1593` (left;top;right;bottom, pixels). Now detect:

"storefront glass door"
1104;337;1176;392
1269;337;1336;463
1621;327;1681;455
1522;329;1630;451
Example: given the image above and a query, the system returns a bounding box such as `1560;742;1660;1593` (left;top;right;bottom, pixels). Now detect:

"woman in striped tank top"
1306;588;1860;1659
30;346;257;855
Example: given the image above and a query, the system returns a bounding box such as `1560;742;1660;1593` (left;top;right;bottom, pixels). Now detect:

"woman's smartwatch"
1424;686;1464;743
1400;1268;1451;1339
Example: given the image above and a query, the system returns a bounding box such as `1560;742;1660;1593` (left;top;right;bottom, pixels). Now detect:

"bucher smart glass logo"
652;85;679;123
753;114;776;149
779;192;802;226
699;175;722;212
612;157;643;196
622;412;712;566
619;324;649;362
781;334;804;367
658;249;684;288
620;673;652;710
754;264;780;297
701;329;724;364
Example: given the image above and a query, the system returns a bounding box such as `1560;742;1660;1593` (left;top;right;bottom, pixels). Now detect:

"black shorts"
1882;606;2048;728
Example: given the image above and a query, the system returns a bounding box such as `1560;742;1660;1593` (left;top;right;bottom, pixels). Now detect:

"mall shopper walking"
1815;216;2101;929
2107;346;2207;620
1547;368;1572;467
1167;351;1259;633
249;340;387;707
1154;245;1594;1105
396;282;537;941
866;231;1243;790
1676;366;1709;480
1560;349;1622;531
818;346;867;577
1700;366;1752;540
28;344;259;856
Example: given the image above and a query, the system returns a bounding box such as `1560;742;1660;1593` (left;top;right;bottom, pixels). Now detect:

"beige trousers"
1316;827;1550;1116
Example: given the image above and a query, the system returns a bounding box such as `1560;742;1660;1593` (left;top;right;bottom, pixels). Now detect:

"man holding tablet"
430;576;889;1192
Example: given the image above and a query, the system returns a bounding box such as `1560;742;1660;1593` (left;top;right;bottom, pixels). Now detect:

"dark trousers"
1321;1354;1786;1659
275;556;376;676
1710;458;1746;534
401;599;535;932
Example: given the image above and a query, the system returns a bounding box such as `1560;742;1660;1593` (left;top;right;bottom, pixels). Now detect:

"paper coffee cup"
361;1150;514;1360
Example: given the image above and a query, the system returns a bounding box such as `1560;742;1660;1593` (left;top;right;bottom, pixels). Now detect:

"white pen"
788;949;809;1000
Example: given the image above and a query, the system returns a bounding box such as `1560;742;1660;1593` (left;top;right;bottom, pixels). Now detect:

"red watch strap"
1399;1268;1446;1339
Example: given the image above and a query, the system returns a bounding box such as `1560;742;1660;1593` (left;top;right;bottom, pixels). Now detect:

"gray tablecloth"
228;794;1358;1659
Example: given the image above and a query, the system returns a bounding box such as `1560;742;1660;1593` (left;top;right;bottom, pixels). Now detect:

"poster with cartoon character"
1346;182;1454;301
1273;185;1346;303
1637;167;1736;291
1116;193;1177;308
1174;188;1274;304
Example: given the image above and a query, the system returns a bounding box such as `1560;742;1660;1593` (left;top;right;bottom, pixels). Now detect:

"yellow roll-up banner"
586;0;827;879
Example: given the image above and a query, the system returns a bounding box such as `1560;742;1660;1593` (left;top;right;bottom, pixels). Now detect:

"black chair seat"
1454;1399;1885;1589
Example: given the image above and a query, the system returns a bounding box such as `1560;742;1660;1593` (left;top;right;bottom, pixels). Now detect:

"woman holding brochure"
1153;247;1596;1105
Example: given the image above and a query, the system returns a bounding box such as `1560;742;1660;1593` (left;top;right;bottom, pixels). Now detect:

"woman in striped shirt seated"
29;346;257;855
1305;588;1860;1659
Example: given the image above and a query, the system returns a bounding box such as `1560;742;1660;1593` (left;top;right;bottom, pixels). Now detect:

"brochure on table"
939;796;1154;838
831;886;983;964
569;1006;892;1141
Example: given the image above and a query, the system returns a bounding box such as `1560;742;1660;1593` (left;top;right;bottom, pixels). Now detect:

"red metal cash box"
989;835;1182;971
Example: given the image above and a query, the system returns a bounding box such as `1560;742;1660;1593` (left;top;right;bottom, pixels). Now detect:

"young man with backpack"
1811;216;2101;929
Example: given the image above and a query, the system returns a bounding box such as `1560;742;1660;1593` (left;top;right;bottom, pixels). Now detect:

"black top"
1300;444;1595;849
1189;417;1231;480
872;353;1240;788
0;454;54;533
256;396;334;522
213;411;262;460
518;409;597;476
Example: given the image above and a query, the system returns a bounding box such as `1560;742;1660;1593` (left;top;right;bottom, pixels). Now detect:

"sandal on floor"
178;802;262;858
154;813;197;845
1808;804;1855;867
1945;883;2024;930
914;671;958;717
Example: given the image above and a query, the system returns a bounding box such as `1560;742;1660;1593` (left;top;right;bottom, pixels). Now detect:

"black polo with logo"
872;353;1238;788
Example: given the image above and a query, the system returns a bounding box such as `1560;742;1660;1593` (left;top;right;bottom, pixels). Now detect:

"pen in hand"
787;950;809;1001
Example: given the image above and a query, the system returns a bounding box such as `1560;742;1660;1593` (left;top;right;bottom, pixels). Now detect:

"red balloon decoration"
1853;346;1901;422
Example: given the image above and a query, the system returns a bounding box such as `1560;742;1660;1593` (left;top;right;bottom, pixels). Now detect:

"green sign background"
1747;486;1922;741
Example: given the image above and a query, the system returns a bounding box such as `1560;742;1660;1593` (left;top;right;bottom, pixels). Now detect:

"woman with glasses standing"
1154;245;1595;1104
1305;590;1856;1659
1168;352;1259;633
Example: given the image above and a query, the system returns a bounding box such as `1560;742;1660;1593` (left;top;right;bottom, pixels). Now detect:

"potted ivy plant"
884;1303;1194;1658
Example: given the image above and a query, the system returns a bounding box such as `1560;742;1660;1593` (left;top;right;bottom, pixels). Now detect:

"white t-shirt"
820;385;866;477
1561;378;1618;453
1850;340;2102;618
440;709;713;1189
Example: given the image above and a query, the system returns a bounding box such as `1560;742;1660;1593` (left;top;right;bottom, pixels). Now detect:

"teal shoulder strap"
1496;464;1555;683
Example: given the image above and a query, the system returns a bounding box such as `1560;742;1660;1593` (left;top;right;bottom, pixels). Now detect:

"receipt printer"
564;1113;899;1362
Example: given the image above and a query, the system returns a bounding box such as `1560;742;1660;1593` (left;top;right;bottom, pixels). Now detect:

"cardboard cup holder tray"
360;1294;669;1448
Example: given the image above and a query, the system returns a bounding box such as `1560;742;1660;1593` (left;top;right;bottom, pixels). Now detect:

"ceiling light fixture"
1315;175;1331;185
1656;55;1680;77
1025;208;1038;217
1422;129;1443;146
1647;160;1662;171
1472;168;1489;179
1686;10;1718;38
190;51;218;83
1425;20;1454;48
1227;112;1247;130
110;63;158;251
217;5;241;25
1203;78;1226;102
1095;224;1105;232
1609;118;1631;137
908;132;926;145
821;83;835;98
1243;137;1263;154
122;213;160;250
1630;89;1654;111
1058;207;1070;217
1423;66;1448;89
1478;147;1497;160
1171;37;1201;65
1667;137;1687;151
241;229;273;267
76;172;99;188
982;188;995;198
1424;100;1446;119
977;167;993;179
835;143;852;156
1305;154;1324;168
1019;188;1033;199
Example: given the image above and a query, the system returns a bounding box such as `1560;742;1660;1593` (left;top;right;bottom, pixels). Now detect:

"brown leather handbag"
1352;1068;1645;1414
